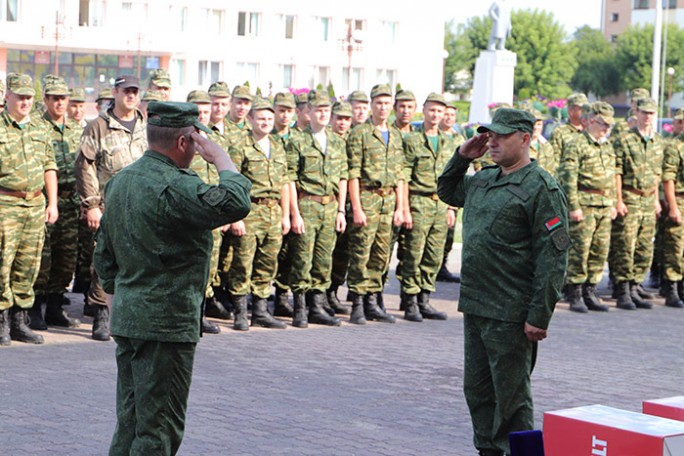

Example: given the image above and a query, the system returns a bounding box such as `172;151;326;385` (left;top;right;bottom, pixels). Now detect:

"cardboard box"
543;404;684;456
644;397;684;422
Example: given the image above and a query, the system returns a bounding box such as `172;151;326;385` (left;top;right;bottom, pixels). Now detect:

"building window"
342;67;363;91
204;9;223;35
316;16;330;41
380;21;398;46
235;62;258;87
668;0;677;7
169;5;187;32
376;69;396;89
198;60;221;86
610;34;618;43
633;0;649;9
237;11;260;37
171;59;185;85
122;2;148;22
2;0;18;21
345;18;365;33
282;14;295;39
79;0;106;26
281;64;294;88
611;13;619;22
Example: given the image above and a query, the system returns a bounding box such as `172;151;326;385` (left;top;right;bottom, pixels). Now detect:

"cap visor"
476;124;517;135
194;121;213;135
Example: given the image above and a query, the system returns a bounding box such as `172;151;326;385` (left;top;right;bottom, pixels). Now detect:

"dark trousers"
110;336;197;456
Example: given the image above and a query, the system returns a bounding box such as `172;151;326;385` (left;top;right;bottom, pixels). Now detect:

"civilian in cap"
225;97;291;331
285;90;348;326
400;93;459;322
347;90;370;127
0;73;59;346
293;92;310;133
557;101;617;313
67;88;87;127
549;92;589;176
74;74;148;342
437;107;568;456
29;76;83;331
393;89;417;134
330;101;352;139
345;83;404;324
609;97;665;310
147;68;171;101
95;88;114;115
94;101;251;455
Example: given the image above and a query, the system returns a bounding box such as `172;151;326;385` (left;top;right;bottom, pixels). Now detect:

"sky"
452;0;603;36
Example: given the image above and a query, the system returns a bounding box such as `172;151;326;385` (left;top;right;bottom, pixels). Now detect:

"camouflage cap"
590;101;615;125
630;87;650;100
424;92;447;106
395;89;416;102
96;88;114;101
674;108;684;120
445;101;459;111
146;101;212;134
332;101;352;117
370;84;392;99
43;75;70;96
274;92;296;108
307;90;331;107
7;73;35;96
141;90;164;102
232;85;253;101
348;90;369;103
477;108;535;135
186;89;211;104
149;68;171;88
636;97;657;113
295;92;308;105
567;93;589;107
530;109;545;121
208;81;230;98
69;87;86;102
250;97;274;113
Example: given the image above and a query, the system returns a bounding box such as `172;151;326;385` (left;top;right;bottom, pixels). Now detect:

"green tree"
570;26;620;97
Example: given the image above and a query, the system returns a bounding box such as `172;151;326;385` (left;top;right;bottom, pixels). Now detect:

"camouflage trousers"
347;190;395;295
463;314;534;455
217;230;233;290
386;224;405;283
401;195;448;295
661;199;684;281
288;199;338;294
203;229;222;298
34;196;79;295
273;233;292;291
227;203;283;299
566;206;612;285
609;204;657;283
330;202;353;289
0;201;45;311
75;215;95;284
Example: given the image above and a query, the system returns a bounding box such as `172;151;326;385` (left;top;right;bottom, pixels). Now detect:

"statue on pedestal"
487;0;512;51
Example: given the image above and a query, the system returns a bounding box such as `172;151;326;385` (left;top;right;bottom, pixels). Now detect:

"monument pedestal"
468;50;517;125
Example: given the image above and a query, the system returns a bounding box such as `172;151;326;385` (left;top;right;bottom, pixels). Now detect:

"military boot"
71;276;89;293
375;291;386;312
477;449;504;456
292;293;308;328
326;286;350;315
10;307;44;344
582;284;609;312
92;305;111;341
417;291;448;320
308;291;341;326
28;294;48;330
403;294;423;322
251;297;287;329
232;295;249;331
0;309;11;346
662;281;684;308
349;294;366;325
630;282;653;309
201;316;220;334
399;291;407;311
204;296;232;320
635;283;657;300
45;293;81;327
273;287;294;317
567;284;588;313
83;300;96;317
436;263;461;283
615;282;636;310
364;293;396;323
678;281;684;301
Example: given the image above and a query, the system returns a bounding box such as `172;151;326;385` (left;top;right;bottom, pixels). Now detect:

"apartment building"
0;0;445;102
602;0;681;42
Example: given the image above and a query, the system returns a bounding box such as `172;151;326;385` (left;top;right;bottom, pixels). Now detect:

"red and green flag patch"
544;216;562;232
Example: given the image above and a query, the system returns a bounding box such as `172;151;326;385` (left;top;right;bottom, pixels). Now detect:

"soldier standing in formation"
549;93;588;175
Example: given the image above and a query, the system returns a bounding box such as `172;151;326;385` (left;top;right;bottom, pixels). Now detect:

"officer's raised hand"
458;134;489;160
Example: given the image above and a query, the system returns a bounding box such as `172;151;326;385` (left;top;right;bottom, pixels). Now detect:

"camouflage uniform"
530;138;555;174
437;109;568;454
557;130;616;286
661;134;684;283
549;122;583;176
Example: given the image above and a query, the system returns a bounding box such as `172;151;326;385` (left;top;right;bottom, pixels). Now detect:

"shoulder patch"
202;187;227;206
551;228;570;251
539;169;560;190
544;216;563;232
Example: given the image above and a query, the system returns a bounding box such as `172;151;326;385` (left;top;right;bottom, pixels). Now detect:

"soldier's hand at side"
446;208;457;228
230;220;246;237
616;202;628;217
403;209;413;230
45;204;59;225
353;208;367;227
610;207;618;220
335;212;346;233
291;213;305;235
220;224;230;233
670;205;682;225
524;322;547;342
86;207;102;231
655;199;662;219
282;215;291;235
458;134;489;160
393;208;404;227
569;209;583;222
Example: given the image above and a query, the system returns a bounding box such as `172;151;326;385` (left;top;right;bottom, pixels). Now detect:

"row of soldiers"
0;68;464;345
538;89;684;313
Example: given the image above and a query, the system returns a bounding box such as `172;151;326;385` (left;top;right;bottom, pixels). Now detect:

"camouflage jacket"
287;126;348;197
229;134;290;200
530;138;556;176
188;153;219;185
346;122;404;188
549;122;583;174
403;127;458;195
211;117;251;153
614;127;663;206
437;154;569;329
37;112;83;199
557;130;616;211
74;108;147;209
0;110;57;207
662;132;684;193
